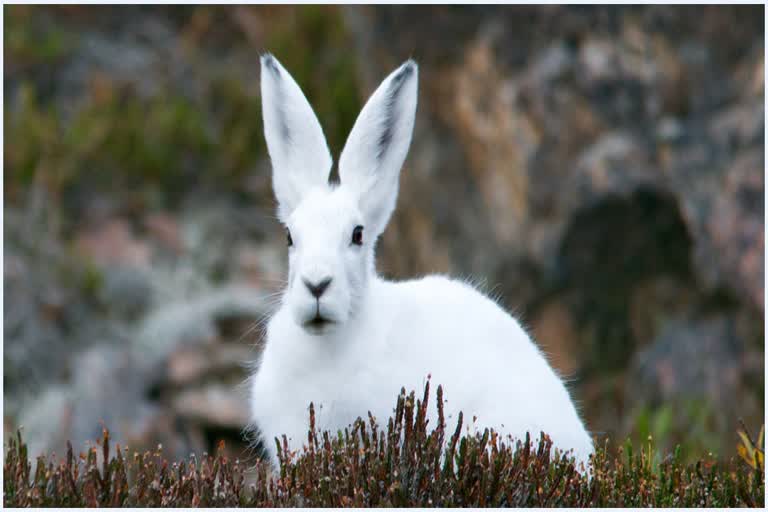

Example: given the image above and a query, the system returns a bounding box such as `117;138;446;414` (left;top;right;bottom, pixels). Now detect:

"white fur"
250;54;594;467
260;54;333;222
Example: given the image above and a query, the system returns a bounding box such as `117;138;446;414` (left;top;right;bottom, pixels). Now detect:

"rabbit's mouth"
303;313;335;334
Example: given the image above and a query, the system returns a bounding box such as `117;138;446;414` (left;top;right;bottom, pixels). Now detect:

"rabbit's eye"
286;228;293;247
351;225;363;246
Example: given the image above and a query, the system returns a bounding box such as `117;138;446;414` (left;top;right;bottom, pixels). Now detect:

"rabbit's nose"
303;277;332;299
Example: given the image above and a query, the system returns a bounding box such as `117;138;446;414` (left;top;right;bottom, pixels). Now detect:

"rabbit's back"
371;275;593;463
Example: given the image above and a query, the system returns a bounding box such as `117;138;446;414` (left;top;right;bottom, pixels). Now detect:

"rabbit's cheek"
319;293;350;324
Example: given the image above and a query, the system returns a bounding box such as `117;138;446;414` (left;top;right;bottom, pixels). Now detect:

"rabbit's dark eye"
351;225;364;246
286;228;293;247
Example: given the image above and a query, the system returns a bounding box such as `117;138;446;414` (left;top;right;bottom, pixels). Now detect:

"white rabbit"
249;54;594;468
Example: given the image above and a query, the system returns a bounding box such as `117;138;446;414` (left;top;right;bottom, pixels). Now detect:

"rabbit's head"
260;54;418;335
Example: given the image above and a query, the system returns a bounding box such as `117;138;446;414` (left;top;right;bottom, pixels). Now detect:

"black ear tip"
399;59;417;78
390;60;417;88
261;53;280;75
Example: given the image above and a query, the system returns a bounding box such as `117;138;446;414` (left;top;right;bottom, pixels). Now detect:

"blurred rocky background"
4;5;764;464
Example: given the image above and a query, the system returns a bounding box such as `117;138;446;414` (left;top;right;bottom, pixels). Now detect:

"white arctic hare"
249;54;594;467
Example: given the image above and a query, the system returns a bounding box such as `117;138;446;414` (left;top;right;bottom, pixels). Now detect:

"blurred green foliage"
4;5;361;209
628;399;723;466
5;5;75;64
4;79;261;207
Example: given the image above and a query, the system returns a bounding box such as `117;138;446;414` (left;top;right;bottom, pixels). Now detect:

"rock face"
3;5;763;461
5;202;277;461
342;5;764;453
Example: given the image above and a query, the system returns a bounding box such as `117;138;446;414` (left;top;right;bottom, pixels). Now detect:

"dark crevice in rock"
557;187;694;372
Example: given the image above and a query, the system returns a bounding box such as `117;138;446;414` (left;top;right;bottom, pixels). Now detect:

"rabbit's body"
250;54;593;468
251;272;593;464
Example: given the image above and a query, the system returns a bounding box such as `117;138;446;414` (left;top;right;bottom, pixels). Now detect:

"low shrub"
4;382;764;507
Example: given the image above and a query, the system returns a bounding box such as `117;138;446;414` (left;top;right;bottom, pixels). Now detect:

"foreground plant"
738;421;765;472
4;383;764;507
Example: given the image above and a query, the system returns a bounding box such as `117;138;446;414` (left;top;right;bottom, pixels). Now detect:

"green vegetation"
5;6;75;65
4;80;260;208
628;398;724;466
4;383;764;507
4;5;361;210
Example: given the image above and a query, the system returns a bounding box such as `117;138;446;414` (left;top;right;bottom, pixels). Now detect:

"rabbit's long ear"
261;54;332;222
339;60;418;238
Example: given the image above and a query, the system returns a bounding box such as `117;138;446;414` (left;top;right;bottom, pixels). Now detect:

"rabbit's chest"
290;350;392;429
